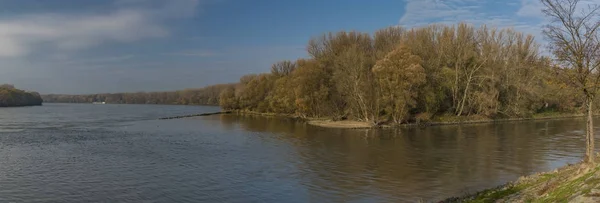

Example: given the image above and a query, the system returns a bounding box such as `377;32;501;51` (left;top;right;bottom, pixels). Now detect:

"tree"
271;60;296;77
0;85;42;107
237;74;275;112
308;31;377;121
0;84;15;89
374;26;406;59
373;45;426;123
219;87;237;110
292;59;334;118
333;44;378;122
268;76;296;114
541;0;600;163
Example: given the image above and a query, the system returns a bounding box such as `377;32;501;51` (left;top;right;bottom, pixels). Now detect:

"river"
0;103;592;202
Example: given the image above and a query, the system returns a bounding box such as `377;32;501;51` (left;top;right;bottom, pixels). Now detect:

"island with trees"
0;84;43;107
44;22;586;127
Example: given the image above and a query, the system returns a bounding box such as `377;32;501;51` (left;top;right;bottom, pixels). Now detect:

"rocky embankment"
158;111;231;120
442;160;600;202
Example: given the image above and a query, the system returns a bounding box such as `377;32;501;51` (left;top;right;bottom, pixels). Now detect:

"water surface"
0;103;592;202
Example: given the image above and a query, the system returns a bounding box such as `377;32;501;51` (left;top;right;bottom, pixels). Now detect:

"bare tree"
541;0;600;163
271;60;296;77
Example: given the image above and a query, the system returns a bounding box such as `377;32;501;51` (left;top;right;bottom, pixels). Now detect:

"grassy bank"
442;161;600;202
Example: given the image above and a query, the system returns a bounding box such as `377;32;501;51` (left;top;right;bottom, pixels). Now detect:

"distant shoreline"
42;101;220;107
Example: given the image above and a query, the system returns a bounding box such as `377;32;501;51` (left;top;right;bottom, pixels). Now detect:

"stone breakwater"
158;111;231;120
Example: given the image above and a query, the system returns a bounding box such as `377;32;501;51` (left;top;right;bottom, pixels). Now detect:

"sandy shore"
307;120;376;129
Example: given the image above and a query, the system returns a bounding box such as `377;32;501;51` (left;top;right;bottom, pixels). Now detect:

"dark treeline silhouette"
0;84;43;107
42;84;234;105
219;23;582;124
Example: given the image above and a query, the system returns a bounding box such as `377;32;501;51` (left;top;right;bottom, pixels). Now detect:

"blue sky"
0;0;548;94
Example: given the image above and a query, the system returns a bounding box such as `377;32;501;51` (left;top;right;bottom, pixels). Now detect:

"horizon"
1;0;550;94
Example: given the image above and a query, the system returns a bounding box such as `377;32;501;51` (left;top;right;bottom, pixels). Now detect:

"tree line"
42;84;234;105
41;24;586;126
45;23;583;124
219;23;581;124
39;0;600;165
0;84;43;107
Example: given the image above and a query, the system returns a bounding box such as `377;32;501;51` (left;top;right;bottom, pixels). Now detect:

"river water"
0;103;592;202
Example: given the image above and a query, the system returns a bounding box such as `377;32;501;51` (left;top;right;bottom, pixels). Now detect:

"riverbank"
305;112;589;129
161;110;589;129
442;160;600;202
305;113;588;129
307;120;377;129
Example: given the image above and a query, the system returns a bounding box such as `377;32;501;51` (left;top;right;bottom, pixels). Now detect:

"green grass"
443;163;600;203
464;184;524;203
535;167;599;203
462;168;578;203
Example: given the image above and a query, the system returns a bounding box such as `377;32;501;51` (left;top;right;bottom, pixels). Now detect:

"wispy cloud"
0;0;200;57
164;50;218;57
399;0;545;41
517;0;545;18
62;55;137;65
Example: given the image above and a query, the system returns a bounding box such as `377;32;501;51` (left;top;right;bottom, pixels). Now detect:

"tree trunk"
586;96;595;163
456;73;472;116
453;64;459;109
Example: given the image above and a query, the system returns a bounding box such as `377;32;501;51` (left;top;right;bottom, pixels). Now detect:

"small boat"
92;102;106;104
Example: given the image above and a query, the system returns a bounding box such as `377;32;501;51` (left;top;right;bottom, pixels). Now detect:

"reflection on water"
213;114;587;201
0;104;593;202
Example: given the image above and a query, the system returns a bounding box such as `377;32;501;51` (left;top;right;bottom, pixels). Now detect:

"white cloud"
399;0;480;26
399;0;545;40
0;0;199;57
517;0;544;18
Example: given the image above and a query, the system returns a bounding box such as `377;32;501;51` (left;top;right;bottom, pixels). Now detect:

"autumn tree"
373;45;426;123
292;59;334;118
0;85;43;107
308;31;377;121
541;0;600;163
270;60;296;77
266;61;298;113
374;27;406;59
401;25;456;115
219;87;237;110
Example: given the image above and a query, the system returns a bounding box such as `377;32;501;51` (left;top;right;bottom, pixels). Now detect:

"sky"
0;0;551;94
